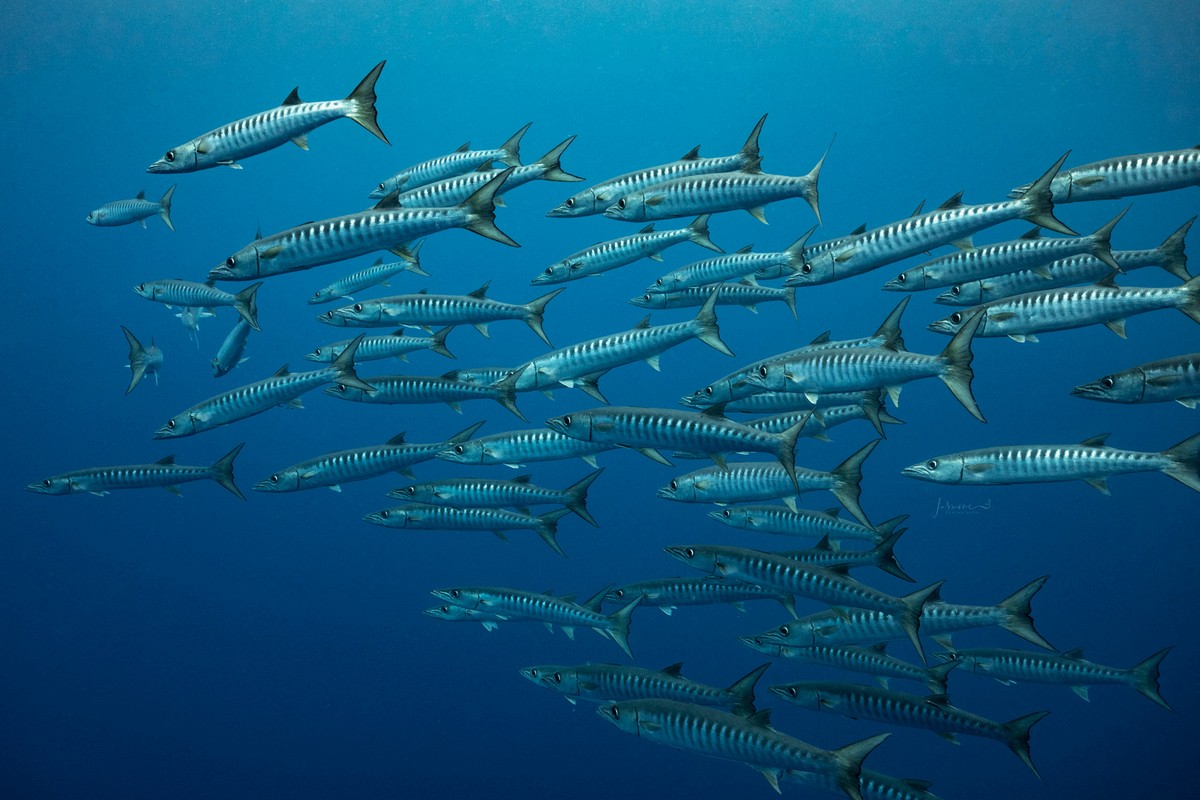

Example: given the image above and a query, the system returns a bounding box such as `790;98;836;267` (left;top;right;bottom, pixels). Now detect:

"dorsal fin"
272;364;290;377
416;288;429;295
638;223;655;234
868;642;888;654
813;534;834;551
849;223;867;235
468;282;491;299
1095;270;1120;288
736;244;754;254
374;189;403;210
808;330;831;345
936;191;965;210
635;315;652;329
740;156;763;175
386;432;407;445
455;141;471;152
513;474;533;483
155;454;176;465
660;662;684;676
823;507;841;517
700;402;728;418
746;708;773;728
136;190;146;200
1063;647;1085;659
925;693;952;707
1080;433;1110;447
1019;227;1042;240
282;87;302;106
680;145;701;161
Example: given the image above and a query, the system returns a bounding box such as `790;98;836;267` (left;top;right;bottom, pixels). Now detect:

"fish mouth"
25;482;52;494
738;635;779;655
1070;383;1104;399
934;291;966;306
654;486;676;499
362;511;391;526
146;161;172;173
152;425;177;439
880;278;908;291
207;266;232;280
927;320;957;335
900;464;932;479
316;312;346;326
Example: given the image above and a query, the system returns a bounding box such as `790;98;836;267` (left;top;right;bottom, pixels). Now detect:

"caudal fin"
122;325;148;395
1154;216;1194;281
687;214;723;253
1088;205;1129;273
534;136;584;182
523;288;564;346
693;291;734;356
427;327;455;359
937;309;986;422
1017;152;1077;235
831;439;880;527
563;468;604;527
233;282;262;332
496;122;531;167
345;60;389;145
492;366;528;421
461;168;520;247
604;596;642;659
831;732;890;800
727;662;771;716
1003;710;1050;780
773;418;807;493
997;575;1056;651
926;660;958;695
802;136;834;225
1175;275;1200;326
209;442;246;500
897;581;944;664
534;507;571;557
158;184;176;231
870;529;915;582
875;297;910;351
1128;646;1172;710
331;334;375;392
1160;431;1200;492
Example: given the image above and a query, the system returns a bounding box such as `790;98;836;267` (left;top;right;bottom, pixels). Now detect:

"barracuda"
522;662;770;715
708;505;905;547
436;427;616;468
631;281;797;318
134;279;262;331
781;768;943;800
936;216;1194;306
769;681;1049;778
883;207;1127;292
440;366;520;386
902;431;1200;494
533;216;721;285
390;137;581;208
928;275;1200;342
938;646;1172;709
253;421;483;494
666;544;943;662
786;153;1076;287
643;237;808;293
207;169;517;281
1009;145;1200;203
323;369;527;420
431;586;641;658
604;149;827;224
423;603;508;631
87;186;175;230
772;531;914;582
211;319;253;378
370;123;530;198
596;698;889;800
387;469;604;527
735;395;903;441
546;406;807;488
304;327;453;364
320;282;561;346
148;61;388;173
657;440;880;527
741;639;956;695
604;576;797;617
27;443;245;499
748;310;986;422
1072;352;1200;408
364;504;574;557
751;576;1056;653
547;115;766;217
153;336;372;439
121;326;162;394
308;250;430;305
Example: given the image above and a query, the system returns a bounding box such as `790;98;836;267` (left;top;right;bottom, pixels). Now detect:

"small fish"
741;639;957;694
27;443;245;499
642;237;807;293
708;505;906;547
148;62;388;172
323;370;526;420
304;327;454;364
1072;353;1200;408
87;186;176;230
1009;145;1200;203
423;603;508;631
631;280;797;318
388;469;604;527
533;216;721;285
307;250;430;305
604;577;796;617
436;428;616;468
134;279;262;331
211;319;253;378
176;306;217;346
121;326;163;394
781;768;944;800
370;123;530;198
364;504;573;557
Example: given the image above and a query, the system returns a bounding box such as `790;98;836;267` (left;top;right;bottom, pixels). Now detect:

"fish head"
323;383;368;402
363;507;408;527
882;269;922;292
738;635;783;657
604;585;642;605
708;507;753;528
308;287;339;305
544;412;593;441
26;475;73;495
370;175;406;200
254;469;301;493
682;378;734;409
663;545;725;576
656;476;695;501
785;253;836;286
643;274;678;295
547;188;598;217
437;441;488;464
423;604;473;622
315;309;349;327
85;208;106;225
603;193;644;221
754;616;822;648
595;701;642;735
520;665;580;696
388;484;439;503
430;587;482;609
744;362;784;392
147;140;199;173
532;259;580;285
935;282;981;306
132;282;156;300
927;310;968;336
153;411;197;439
629;292;665;309
209;243;259;281
332;301;382;326
769;683;827;711
1071;371;1140;403
900;455;964;483
303;343;340;363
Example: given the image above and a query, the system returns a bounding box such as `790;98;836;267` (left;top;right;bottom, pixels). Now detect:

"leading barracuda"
207;169;517;281
364;504;573;557
27;443;245;499
1072;353;1200;408
436;427;617;469
901;431;1200;494
604;577;797;617
254;421;484;494
596;698;889;800
521;662;770;716
369;123;530;198
741;639;956;695
786;153;1077;287
547;115;767;217
134;279;262;331
532;216;721;285
121;326;163;394
769;681;1049;779
147;62;388;172
643;237;808;293
1009;145;1200;203
87;186;176;230
153;336;372;438
307;251;430;305
666;544;943;662
387;469;603;527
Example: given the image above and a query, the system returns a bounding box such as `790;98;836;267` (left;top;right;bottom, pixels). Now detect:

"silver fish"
387;469;603;527
211;318;253;378
632;280;797;318
643;238;807;293
604;576;796;617
436;428;616;468
1072;353;1200;408
87;186;175;230
370;123;530;198
307;250;430;305
742;639;956;694
27;443;244;499
1009;145;1200;203
323;370;526;420
364;504;573;557
134;279;261;331
533;216;721;285
708;505;906;547
121;326;163;394
304;327;453;364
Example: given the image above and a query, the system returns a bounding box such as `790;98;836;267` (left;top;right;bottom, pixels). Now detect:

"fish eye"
787;687;797;698
758;366;768;378
684;547;694;558
562;415;572;427
617;199;626;210
165;150;175;162
779;625;790;636
613;589;624;598
166;420;175;429
669;480;677;490
950;313;962;324
950;286;961;296
553;672;562;683
565;198;575;208
722;509;731;518
927;459;938;469
1101;377;1115;388
353;304;363;312
440;605;449;613
313;348;322;355
610;705;620;719
545;268;554;275
404;487;415;495
897;274;907;283
703;387;713;396
450;589;460;598
643;294;651;301
42;479;51;487
137;283;144;291
270;475;279;483
801;264;812;274
655;279;663;286
380;510;389;518
378;182;386;191
225;257;236;268
454;445;464;455
337;384;347;392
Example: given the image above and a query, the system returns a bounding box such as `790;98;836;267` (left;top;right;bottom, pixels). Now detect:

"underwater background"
3;1;1198;797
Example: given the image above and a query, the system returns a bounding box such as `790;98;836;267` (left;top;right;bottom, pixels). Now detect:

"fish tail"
493;368;527;421
926;660;958;694
1128;646;1173;710
875;297;910;351
429;327;455;359
997;575;1056;651
404;240;430;276
831;439;880;527
534;136;583;182
158;184;176;231
774;418;807;494
331;334;375;393
344;60;389;144
1017;152;1077;235
1003;710;1050;780
693;290;734;356
523;288;564;347
1155;215;1194;281
121;325;147;395
234;282;263;331
687;214;722;252
1160;431;1200;492
1176;274;1200;325
897;580;944;664
209;442;246;500
497;122;531;167
460;168;520;247
871;529;915;582
563;467;604;527
740;114;767;161
726;662;771;716
782;286;798;319
831;732;890;800
573;373;608;404
937;309;986;422
803;135;834;225
1088;205;1129;273
603;596;642;659
534;507;571;557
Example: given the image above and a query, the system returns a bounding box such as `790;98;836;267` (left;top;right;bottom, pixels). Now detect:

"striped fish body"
87;187;175;229
754;347;944;397
388;475;578;508
902;440;1178;487
424;604;508;628
323;375;520;415
746;641;947;693
947;647;1135;689
605;576;794;614
783;768;943;800
522;663;762;713
305;331;446;363
744;400;897;438
255;441;437;493
1010;146;1200;202
646;246;803;293
546;406;783;460
325;289;543;329
28;455;230;496
394;150;568;209
134;279;239;308
365;503;548;532
442;366;519;385
534;217;719;285
632;283;794;314
432;586;613;632
607;169;818;224
709;505;885;544
1073;353;1200;406
657;462;843;504
370;124;528;198
437;428;615;467
309;258;425;305
721;391;870;414
212;319;253;378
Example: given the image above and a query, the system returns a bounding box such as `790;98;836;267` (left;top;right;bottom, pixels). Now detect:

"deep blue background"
3;2;1198;798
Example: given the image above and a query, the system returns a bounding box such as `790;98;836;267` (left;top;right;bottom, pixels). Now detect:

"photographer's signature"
932;497;992;518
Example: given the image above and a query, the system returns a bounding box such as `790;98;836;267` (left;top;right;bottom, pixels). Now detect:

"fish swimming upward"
121;325;163;394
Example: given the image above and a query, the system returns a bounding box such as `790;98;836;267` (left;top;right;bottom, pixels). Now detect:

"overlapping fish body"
769;681;1048;778
604;576;796;617
87;186;176;230
27;444;245;499
902;432;1200;494
148;62;388;173
773;531;913;582
708;505;904;547
121;326;163;394
308;252;430;305
643;237;807;293
208;170;516;281
423;603;508;630
1009;145;1200;203
254;421;483;494
1072;353;1200;408
387;469;603;527
631;281;797;318
436;428;617;468
370;123;530;198
154;337;371;438
741;639;956;694
534;216;721;285
364;504;573;556
938;646;1171;709
737;394;902;440
547;115;766;217
305;328;453;363
211;319;253;378
786;154;1076;287
134;279;262;330
781;768;944;800
595;698;889;800
323;371;526;419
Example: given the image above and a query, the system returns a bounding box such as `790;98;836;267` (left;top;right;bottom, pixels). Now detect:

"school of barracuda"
36;60;1200;798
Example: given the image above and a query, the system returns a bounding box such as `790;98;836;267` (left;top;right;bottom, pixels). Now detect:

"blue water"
3;2;1198;797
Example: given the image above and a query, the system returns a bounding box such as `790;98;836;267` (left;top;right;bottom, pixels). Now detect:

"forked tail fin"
345;60;389;144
